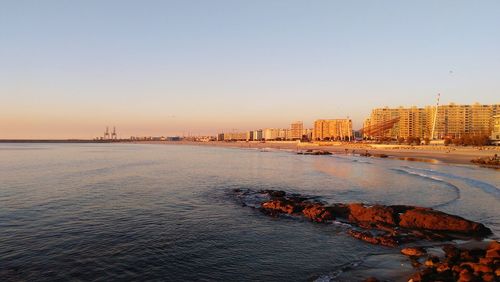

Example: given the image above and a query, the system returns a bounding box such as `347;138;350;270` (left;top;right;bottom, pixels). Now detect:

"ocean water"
0;143;499;281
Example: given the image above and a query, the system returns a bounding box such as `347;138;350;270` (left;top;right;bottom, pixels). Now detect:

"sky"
1;0;499;139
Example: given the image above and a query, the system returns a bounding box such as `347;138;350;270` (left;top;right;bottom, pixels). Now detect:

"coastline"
131;140;500;167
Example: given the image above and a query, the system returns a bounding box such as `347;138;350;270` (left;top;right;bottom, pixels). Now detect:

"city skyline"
2;1;500;139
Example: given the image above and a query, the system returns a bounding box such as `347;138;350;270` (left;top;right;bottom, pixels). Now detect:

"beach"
134;140;500;167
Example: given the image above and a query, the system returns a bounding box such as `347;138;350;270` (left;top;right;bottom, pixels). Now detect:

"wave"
352;159;372;164
391;168;461;208
401;166;500;199
314;259;364;282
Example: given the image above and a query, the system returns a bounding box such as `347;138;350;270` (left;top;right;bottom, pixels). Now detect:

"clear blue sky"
1;0;499;138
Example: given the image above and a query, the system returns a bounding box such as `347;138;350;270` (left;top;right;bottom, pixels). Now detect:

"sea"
0;143;499;281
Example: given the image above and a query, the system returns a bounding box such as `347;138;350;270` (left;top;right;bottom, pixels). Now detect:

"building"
491;115;500;145
313;119;353;141
218;132;246;141
252;129;263;141
363;107;402;139
263;128;279;141
246;131;254;141
364;103;500;140
303;128;313;141
290;121;304;140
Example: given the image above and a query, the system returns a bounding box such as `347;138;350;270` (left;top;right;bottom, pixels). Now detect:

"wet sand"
132;140;500;167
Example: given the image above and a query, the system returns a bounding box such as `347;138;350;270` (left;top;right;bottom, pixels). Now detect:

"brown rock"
482;272;495;282
486;248;500;258
460;250;476;262
348;230;380;245
424;256;440;267
348;203;397;226
487;240;500;251
302;204;334;223
436;263;451;273
443;244;460;259
347;230;398;247
398;207;492;236
458;269;475;282
328;203;350;218
261;199;300;215
401;247;426;257
478;257;494;265
460;262;492;274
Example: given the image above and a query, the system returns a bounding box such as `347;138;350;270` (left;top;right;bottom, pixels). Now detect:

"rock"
348;203;397;226
460;262;492;274
443;244;460;260
485;248;500;258
398;207;492;236
435;262;451;273
260;199;300;215
401;247;426;257
458;269;474;282
424;256;439;267
478;257;494;265
487;240;500;251
302;204;334;223
482;272;496;282
328;203;350;218
347;230;398;247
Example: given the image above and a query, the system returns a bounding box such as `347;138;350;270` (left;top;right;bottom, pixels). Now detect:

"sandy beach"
131;140;500;167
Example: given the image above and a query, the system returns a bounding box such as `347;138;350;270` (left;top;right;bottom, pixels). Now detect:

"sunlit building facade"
364;103;500;139
313;119;352;141
290;121;304;140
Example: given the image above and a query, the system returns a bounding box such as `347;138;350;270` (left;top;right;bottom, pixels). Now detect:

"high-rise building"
252;129;263;141
364;103;500;139
491;115;500;145
263;128;279;140
290;121;304;140
313;119;353;141
246;131;254;141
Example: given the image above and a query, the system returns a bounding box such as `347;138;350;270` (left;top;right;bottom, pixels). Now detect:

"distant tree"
450;134;490;146
397;137;405;144
424;137;430;145
444;138;452;146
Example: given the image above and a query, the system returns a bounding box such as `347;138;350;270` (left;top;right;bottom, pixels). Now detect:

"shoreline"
2;139;498;168
131;140;500;167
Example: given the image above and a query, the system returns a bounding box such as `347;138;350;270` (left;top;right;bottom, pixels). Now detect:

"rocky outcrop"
297;150;332;155
399;207;492;236
401;247;427;257
347;230;399;247
302;204;335;223
260;199;301;215
407;241;500;282
471;155;500;168
234;189;492;248
347;203;398;226
232;189;497;281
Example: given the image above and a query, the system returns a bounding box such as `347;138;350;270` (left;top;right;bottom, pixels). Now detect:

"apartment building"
313;119;353;141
